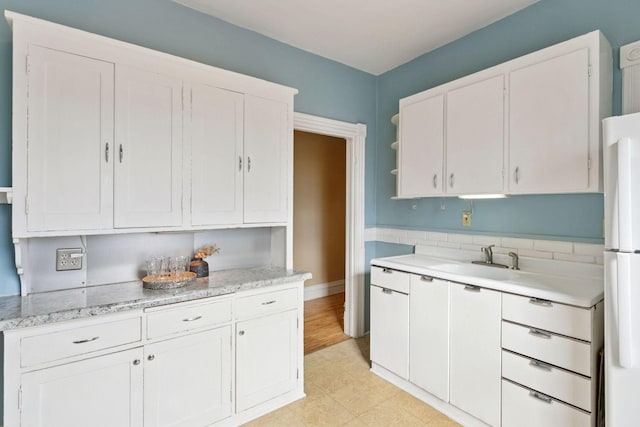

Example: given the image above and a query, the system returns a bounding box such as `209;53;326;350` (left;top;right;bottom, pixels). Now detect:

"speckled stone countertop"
0;267;311;331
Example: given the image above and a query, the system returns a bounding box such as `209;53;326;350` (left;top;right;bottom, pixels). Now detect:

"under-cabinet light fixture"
458;194;509;200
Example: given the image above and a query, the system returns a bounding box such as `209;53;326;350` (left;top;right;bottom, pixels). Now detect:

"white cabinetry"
395;30;611;198
21;347;144;427
190;83;244;225
446;75;505;195
397;95;444;197
243;95;289;223
114;66;183;228
509;49;590;194
235;286;300;412
449;283;501;427
409;274;449;400
370;267;410;379
25;45;114;232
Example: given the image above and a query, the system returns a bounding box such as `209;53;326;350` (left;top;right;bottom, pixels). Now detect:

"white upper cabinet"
9;12;297;237
509;48;590;194
26;46;114;232
243;95;289;223
398;95;444;198
396;30;611;198
114;66;183;228
190;84;244;226
446;75;505;195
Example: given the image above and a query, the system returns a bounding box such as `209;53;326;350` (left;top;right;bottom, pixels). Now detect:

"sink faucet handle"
508;251;519;270
481;245;495;263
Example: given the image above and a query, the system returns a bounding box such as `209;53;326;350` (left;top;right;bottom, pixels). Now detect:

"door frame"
293;113;367;338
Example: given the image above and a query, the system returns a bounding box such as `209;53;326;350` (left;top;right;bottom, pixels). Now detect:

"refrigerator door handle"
618;253;634;368
618;137;634;251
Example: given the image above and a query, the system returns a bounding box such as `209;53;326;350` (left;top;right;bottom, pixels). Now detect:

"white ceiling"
175;0;538;75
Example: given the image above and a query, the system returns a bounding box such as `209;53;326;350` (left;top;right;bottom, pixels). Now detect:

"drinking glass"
156;256;169;278
146;258;159;279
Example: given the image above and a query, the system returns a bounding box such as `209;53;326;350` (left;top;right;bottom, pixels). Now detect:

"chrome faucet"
508;252;520;270
481;245;495;264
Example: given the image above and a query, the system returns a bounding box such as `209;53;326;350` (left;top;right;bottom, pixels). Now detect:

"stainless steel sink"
430;263;521;281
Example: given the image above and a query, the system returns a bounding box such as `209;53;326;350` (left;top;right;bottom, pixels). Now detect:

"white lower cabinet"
21;347;144;427
3;283;304;427
236;309;298;412
450;283;502;426
409;275;449;400
144;327;232;427
370;272;410;379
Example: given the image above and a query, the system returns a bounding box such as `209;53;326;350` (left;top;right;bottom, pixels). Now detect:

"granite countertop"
0;267;312;331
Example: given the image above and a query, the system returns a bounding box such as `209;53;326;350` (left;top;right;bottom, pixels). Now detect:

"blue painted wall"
0;0;378;295
376;0;640;243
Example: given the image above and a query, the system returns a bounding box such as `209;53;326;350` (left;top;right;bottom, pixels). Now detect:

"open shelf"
0;187;12;204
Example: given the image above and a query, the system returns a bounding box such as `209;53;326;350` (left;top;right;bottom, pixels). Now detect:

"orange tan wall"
293;130;346;287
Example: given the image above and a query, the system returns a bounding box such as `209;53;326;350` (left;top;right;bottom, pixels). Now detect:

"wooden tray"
142;272;196;290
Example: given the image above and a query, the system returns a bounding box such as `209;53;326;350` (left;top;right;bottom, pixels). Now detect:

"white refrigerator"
603;112;640;426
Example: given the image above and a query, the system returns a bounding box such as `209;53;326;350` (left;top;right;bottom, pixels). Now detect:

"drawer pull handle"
72;336;99;344
529;360;552;371
382;268;393;274
529;391;552;404
528;328;552;339
261;300;276;305
529;297;553;307
382;288;393;294
420;276;433;282
182;315;202;322
464;285;481;292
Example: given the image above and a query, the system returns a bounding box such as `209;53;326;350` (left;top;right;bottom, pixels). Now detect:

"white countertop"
371;250;603;308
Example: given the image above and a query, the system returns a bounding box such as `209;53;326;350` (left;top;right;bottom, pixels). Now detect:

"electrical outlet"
462;211;472;227
56;248;84;271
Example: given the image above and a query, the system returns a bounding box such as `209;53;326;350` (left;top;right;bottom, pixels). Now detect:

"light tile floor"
244;336;461;426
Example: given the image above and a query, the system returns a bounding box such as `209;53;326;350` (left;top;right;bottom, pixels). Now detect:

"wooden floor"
304;292;349;354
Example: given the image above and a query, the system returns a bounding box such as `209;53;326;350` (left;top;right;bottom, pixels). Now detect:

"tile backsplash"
366;228;604;265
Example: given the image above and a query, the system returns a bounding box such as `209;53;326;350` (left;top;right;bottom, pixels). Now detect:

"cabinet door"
144;327;232;427
398;95;444;197
370;284;409;379
190;84;244;225
236;309;298;412
21;348;143;427
26;45;114;232
115;66;183;228
446;75;505;195
509;48;590;193
450;284;501;427
243;95;288;223
409;275;449;401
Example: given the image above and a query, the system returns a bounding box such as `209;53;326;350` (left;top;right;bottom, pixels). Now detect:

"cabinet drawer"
371;266;410;294
502;293;592;341
502;321;591;376
502;379;590;427
235;287;298;320
21;316;142;367
146;298;232;339
502;350;592;411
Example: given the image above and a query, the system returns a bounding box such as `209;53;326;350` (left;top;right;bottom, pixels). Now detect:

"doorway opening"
293;113;366;351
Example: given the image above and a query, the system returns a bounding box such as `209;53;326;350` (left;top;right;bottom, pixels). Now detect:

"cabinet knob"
239;155;242;171
247;156;252;172
119;144;124;163
105;142;109;163
147;355;155;361
433;174;438;189
514;166;520;184
449;173;454;188
239;330;245;336
133;359;141;366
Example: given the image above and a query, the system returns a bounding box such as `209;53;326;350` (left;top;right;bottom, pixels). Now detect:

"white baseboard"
304;280;345;301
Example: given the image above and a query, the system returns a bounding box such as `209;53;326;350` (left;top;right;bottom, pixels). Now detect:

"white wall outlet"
462;211;472;227
56;248;84;271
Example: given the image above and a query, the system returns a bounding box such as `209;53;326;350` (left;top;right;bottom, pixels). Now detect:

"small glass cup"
169;255;187;279
146;258;159;279
156;256;169;278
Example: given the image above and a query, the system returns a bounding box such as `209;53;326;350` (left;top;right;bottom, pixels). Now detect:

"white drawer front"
21;316;142;367
502;321;591;376
502;293;592;341
502;350;592;411
235;287;298;320
371;266;410;294
146;298;232;339
502;380;590;427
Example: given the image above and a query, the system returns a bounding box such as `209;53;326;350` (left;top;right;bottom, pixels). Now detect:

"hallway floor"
245;337;460;426
304;292;350;354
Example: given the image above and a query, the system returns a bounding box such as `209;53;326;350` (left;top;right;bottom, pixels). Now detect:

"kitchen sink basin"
430;263;520;281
